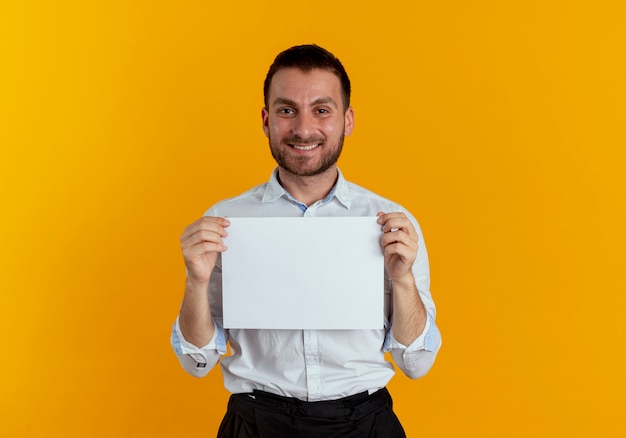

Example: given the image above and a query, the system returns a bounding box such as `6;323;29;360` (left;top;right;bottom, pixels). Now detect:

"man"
171;44;441;437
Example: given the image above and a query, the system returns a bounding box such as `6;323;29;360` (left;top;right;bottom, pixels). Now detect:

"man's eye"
279;108;294;114
317;108;329;114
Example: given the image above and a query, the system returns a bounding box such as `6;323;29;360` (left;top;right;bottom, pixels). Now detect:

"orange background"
1;1;625;436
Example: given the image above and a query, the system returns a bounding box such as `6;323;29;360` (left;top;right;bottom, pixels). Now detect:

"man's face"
262;68;354;178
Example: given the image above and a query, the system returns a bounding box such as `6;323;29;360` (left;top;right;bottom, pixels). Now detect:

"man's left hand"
377;212;418;283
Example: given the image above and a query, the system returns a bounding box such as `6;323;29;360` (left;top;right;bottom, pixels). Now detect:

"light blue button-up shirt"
171;169;441;401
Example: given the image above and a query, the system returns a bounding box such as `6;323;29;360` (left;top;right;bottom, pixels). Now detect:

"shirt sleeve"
384;310;442;379
383;209;442;379
170;316;226;377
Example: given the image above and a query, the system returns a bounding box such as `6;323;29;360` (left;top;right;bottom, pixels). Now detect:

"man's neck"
277;166;338;207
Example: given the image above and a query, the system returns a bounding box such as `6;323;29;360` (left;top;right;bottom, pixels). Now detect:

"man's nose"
292;113;314;138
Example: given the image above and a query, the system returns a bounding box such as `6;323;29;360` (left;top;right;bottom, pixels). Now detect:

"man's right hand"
180;216;230;285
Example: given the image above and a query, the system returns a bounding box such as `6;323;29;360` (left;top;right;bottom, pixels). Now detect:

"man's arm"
377;212;427;345
387;273;428;346
378;211;441;379
178;216;229;346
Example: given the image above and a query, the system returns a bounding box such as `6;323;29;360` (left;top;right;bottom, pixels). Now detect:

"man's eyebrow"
311;97;338;108
272;97;297;107
271;97;338;108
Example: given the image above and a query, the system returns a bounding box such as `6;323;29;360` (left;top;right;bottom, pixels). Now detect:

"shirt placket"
302;200;323;400
303;329;322;400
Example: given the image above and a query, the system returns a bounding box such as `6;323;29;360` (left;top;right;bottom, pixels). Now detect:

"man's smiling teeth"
292;144;319;151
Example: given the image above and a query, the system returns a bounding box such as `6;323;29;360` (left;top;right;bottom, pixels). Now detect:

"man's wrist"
390;272;416;291
185;278;210;291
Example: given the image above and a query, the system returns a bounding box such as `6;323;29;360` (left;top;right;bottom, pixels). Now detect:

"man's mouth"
290;143;320;151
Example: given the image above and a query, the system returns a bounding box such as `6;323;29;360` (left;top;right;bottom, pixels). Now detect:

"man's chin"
282;162;338;178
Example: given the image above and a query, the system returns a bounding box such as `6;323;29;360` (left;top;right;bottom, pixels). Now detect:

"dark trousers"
217;387;406;438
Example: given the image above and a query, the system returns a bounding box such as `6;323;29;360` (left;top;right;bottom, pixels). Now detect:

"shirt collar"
262;168;352;209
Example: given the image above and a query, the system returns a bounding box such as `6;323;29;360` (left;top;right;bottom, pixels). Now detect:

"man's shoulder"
203;182;268;216
344;179;405;210
341;178;423;227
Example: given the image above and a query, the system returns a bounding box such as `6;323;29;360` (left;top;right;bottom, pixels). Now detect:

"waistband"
229;387;392;420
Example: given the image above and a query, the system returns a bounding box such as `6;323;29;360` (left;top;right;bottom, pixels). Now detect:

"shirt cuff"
384;312;438;353
171;317;227;362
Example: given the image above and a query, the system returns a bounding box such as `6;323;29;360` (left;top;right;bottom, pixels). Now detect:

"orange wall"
1;1;624;436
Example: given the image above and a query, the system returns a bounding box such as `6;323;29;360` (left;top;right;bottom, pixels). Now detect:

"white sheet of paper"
221;217;384;329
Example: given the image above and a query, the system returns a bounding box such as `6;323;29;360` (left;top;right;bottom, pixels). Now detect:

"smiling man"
171;45;442;437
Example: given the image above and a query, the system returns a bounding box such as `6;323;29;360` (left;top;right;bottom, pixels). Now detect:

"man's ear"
261;107;270;138
344;106;355;136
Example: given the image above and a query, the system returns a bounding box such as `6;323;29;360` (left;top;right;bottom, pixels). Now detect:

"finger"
377;211;409;220
184;240;227;259
183;216;230;234
380;230;418;252
377;211;410;227
182;228;227;250
377;213;417;239
382;242;417;266
380;220;416;242
381;222;418;247
181;216;230;242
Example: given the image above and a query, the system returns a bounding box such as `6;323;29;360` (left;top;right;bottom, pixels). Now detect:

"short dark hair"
263;44;351;111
